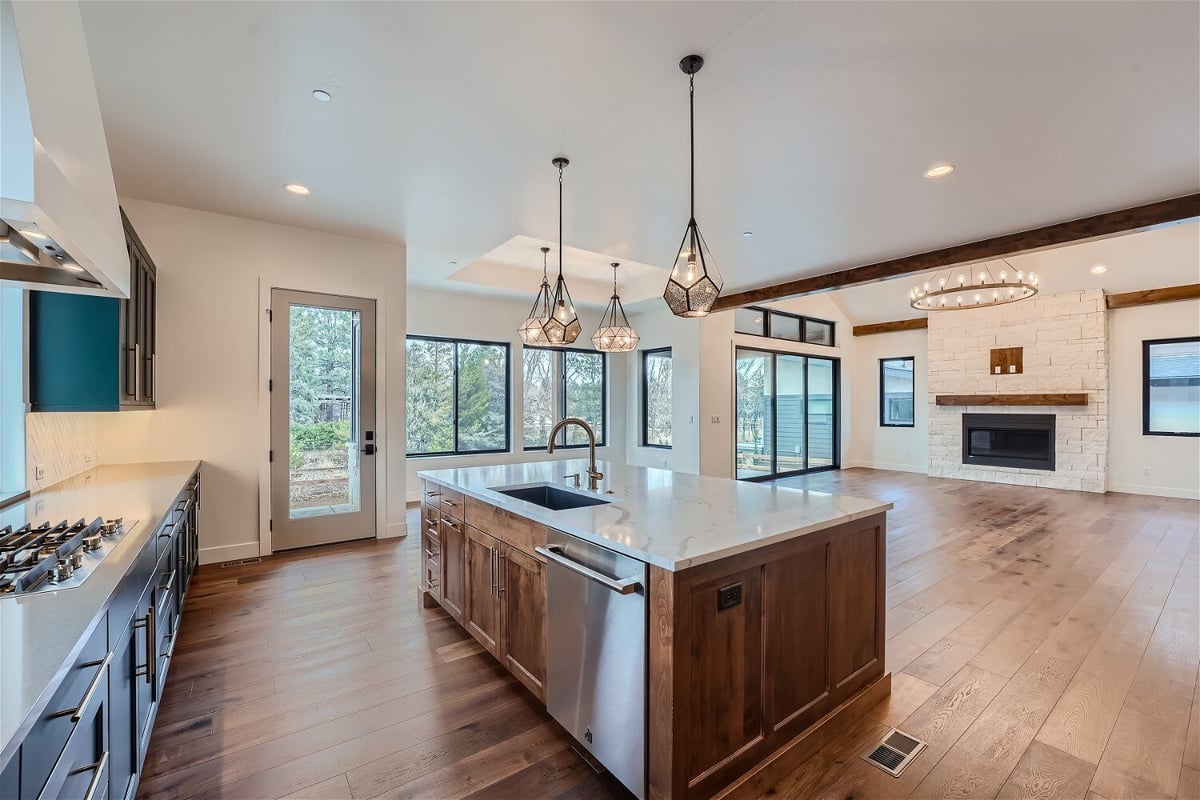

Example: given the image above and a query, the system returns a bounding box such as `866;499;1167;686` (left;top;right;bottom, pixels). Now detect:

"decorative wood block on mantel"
990;347;1023;375
936;393;1088;406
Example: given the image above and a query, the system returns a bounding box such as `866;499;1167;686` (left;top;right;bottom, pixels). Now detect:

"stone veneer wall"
927;289;1107;493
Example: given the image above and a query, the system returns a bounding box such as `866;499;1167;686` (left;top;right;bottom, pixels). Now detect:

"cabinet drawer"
36;673;108;800
430;486;466;522
465;497;547;556
21;617;110;800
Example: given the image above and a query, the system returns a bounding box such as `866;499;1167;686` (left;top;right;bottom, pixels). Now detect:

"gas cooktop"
0;516;137;596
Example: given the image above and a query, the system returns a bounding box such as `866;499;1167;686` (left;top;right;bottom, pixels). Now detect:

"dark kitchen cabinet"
27;208;157;413
118;208;156;408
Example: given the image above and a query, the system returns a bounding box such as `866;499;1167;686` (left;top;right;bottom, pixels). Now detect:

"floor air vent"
861;728;927;777
221;557;262;568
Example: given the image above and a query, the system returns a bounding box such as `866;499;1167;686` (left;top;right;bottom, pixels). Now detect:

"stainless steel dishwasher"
537;529;648;800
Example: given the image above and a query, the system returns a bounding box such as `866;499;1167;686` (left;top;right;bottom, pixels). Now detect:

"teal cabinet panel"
28;292;120;412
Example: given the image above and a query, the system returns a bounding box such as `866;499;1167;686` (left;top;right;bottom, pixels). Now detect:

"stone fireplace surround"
927;289;1108;493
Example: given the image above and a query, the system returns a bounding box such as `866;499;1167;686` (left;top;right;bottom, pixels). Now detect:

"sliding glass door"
735;347;839;480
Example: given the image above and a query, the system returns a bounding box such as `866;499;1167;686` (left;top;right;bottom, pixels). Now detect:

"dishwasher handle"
535;544;643;595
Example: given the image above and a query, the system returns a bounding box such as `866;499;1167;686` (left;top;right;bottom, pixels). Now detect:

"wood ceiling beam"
852;318;928;336
1104;283;1200;310
711;194;1200;311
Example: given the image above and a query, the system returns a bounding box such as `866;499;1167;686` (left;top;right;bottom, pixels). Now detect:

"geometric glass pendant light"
540;156;581;344
519;246;555;346
663;54;723;317
592;262;640;352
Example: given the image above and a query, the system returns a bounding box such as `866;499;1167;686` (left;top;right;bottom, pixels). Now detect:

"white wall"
1109;298;1200;499
624;307;702;474
846;329;929;473
405;286;627;502
95;198;407;564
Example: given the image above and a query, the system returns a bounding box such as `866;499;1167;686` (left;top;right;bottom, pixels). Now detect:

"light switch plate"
34;464;45;481
711;415;720;423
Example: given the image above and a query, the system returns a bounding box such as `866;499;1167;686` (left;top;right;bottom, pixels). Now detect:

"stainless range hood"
0;0;129;296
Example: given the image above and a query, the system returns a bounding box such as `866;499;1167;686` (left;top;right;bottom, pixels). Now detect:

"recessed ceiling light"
61;262;84;273
312;89;331;103
924;163;956;179
284;183;311;196
18;228;46;240
1090;264;1108;274
449;261;458;266
742;231;753;238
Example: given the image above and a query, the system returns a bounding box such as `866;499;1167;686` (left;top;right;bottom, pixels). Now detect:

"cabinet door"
118;238;138;405
464;527;501;657
36;674;109;800
439;516;467;623
140;265;156;405
501;546;546;701
107;623;138;800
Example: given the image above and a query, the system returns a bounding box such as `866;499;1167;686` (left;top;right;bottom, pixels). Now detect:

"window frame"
1142;336;1200;437
522;346;608;451
641;347;673;449
735;305;837;347
879;356;916;428
405;334;512;457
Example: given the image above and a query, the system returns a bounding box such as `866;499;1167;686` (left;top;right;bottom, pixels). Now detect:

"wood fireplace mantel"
936;393;1089;406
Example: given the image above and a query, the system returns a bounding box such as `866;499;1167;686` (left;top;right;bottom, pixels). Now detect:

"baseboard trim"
380;520;408;539
1109;482;1200;501
843;460;928;474
199;541;261;566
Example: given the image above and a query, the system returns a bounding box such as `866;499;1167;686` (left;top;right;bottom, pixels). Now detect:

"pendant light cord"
558;164;565;280
689;73;695;220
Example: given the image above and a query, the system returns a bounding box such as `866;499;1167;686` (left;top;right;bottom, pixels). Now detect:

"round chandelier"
910;259;1038;311
592;262;640;352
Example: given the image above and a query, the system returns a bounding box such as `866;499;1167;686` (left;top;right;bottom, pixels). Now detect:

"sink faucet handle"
587;468;604;492
564;473;581;489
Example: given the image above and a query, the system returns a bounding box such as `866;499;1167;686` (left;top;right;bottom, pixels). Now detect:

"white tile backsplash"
26;413;99;492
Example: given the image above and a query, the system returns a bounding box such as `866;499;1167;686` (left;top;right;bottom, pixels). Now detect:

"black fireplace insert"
962;413;1055;471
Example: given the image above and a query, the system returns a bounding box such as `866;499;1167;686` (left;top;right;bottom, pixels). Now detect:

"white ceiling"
79;1;1199;300
830;221;1200;324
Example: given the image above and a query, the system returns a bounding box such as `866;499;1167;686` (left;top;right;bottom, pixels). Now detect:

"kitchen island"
417;459;892;800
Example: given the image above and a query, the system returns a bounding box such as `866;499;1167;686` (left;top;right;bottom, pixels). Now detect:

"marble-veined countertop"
418;459;891;571
0;460;201;769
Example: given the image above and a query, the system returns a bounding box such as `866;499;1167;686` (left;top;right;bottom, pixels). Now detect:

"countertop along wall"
94;198;407;564
405;285;628;503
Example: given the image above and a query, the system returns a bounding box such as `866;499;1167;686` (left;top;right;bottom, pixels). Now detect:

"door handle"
361;443;376;456
535;545;643;595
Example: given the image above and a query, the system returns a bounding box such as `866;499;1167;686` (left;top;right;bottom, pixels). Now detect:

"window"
735;346;839;480
1143;337;1200;436
736;306;836;347
880;357;915;427
523;347;607;449
0;287;25;498
642;348;672;448
406;336;510;456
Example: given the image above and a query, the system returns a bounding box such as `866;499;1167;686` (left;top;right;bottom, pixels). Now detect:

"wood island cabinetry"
418;472;888;800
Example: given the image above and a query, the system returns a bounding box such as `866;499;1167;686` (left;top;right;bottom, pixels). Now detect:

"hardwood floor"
139;469;1199;799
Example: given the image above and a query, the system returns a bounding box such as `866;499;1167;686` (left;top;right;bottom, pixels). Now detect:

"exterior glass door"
270;289;377;550
735;347;839;480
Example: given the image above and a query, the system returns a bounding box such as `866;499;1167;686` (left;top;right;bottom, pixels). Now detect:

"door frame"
733;344;841;482
256;281;393;557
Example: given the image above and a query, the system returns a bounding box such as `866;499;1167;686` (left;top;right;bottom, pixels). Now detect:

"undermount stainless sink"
492;483;611;511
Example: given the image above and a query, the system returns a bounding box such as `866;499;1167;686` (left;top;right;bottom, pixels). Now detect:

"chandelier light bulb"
999;270;1007;281
958;274;966;286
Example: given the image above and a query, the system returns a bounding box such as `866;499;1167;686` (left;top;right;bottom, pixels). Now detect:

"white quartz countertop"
418;460;891;571
0;460;201;768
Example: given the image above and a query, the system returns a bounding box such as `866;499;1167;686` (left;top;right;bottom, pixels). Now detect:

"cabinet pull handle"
134;343;141;403
50;651;112;722
424;490;440;498
161;616;178;660
439;497;458;507
137;605;157;685
442;519;460;532
497;552;506;594
71;750;109;800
